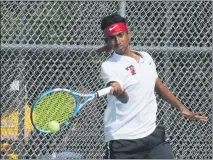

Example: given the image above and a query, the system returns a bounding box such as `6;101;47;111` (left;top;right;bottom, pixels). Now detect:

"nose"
115;36;121;45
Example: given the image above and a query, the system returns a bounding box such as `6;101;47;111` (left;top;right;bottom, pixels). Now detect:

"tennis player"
99;13;208;159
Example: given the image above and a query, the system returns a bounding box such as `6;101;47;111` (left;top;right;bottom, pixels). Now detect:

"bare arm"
155;78;185;111
108;81;129;104
155;78;207;122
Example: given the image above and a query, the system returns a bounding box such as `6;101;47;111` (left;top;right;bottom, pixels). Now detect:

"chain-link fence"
1;1;212;159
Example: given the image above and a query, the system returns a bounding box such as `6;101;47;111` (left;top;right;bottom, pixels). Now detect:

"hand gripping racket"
30;87;112;133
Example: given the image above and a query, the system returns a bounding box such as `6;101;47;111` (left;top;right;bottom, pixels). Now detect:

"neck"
115;47;141;62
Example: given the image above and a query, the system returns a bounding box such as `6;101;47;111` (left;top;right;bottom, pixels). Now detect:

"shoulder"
135;50;155;62
101;60;114;73
137;51;152;59
101;61;110;69
101;55;118;68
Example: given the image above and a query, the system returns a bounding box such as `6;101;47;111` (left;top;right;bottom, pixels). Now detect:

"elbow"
155;87;162;97
156;90;162;98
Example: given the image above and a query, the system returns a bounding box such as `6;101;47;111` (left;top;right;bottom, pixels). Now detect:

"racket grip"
97;86;112;97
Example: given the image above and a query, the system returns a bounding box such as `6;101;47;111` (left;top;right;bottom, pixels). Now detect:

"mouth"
116;45;124;50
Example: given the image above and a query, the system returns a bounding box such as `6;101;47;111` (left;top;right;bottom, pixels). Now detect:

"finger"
112;86;120;96
200;118;208;122
195;115;208;120
194;113;207;118
116;87;124;95
196;117;208;122
109;87;114;95
113;83;123;95
194;115;208;122
121;86;125;93
194;112;203;116
114;88;123;96
119;87;125;95
182;112;208;122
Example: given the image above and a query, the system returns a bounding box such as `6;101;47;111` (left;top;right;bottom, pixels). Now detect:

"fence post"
119;1;126;17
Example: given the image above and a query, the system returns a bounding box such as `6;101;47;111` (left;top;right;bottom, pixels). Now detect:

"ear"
104;37;108;44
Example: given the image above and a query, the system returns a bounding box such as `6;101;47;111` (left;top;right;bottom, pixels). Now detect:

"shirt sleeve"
100;62;124;87
150;57;158;79
143;52;158;79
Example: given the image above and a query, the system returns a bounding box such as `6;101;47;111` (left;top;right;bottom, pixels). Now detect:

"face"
105;31;131;54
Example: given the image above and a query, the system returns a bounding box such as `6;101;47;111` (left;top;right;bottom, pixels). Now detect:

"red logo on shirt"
126;65;136;75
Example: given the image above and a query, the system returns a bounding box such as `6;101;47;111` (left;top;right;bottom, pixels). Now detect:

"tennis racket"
30;87;112;133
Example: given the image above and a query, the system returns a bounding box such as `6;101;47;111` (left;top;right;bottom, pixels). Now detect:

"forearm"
155;78;186;111
116;90;129;104
159;89;185;111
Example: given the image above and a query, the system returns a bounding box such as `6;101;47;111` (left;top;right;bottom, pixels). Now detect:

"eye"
108;36;115;41
118;32;124;37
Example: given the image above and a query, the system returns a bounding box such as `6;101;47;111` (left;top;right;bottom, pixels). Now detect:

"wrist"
179;105;187;112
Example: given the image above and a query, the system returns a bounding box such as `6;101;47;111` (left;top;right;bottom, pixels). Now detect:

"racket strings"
34;91;75;130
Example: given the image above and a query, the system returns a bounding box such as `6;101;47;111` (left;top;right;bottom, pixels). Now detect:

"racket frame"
30;87;111;133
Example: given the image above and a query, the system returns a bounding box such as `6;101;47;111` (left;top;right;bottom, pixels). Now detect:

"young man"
99;13;207;159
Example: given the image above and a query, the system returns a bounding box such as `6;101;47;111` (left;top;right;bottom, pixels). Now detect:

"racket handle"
97;86;112;97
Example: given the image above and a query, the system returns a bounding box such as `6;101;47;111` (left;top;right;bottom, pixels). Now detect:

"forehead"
105;31;127;38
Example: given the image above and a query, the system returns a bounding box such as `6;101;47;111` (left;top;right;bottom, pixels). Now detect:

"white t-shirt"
101;51;158;142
